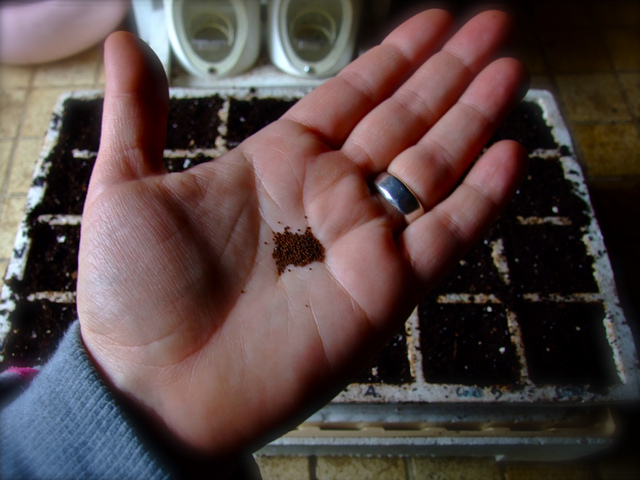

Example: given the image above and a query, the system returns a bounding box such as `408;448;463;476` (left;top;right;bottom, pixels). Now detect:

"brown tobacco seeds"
272;226;325;275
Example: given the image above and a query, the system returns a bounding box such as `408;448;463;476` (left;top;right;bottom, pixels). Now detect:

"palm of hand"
80;118;410;452
78;9;529;456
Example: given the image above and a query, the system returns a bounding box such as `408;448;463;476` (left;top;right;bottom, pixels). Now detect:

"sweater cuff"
1;321;178;479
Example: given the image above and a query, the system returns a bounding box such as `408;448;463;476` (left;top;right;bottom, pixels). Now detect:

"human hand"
78;9;528;458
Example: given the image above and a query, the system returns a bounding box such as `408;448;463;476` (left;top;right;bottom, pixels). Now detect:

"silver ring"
373;172;424;220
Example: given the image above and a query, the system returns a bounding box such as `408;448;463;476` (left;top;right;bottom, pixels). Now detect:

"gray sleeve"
0;321;176;479
1;321;261;480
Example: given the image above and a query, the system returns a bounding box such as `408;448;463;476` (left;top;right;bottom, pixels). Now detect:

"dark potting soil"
166;96;224;149
430;231;507;298
503;223;599;294
489;101;558;153
225;97;298;148
30;150;95;216
53;98;103;152
419;300;520;386
514;301;618;391
503;156;590;225
1;300;77;368
8;223;80;296
355;329;414;385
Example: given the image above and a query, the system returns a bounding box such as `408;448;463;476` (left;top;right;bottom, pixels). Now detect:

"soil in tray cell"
515;301;619;391
431;230;507;298
503;223;599;294
166;96;224;149
0;300;77;368
10;224;80;295
489;101;558;153
355;328;414;385
56;98;103;152
418;301;520;386
225;97;298;148
504;157;590;226
31;149;94;216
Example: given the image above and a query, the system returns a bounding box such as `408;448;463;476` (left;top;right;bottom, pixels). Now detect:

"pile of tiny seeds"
272;226;325;275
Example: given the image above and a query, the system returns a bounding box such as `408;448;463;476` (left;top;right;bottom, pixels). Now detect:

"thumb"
88;31;169;201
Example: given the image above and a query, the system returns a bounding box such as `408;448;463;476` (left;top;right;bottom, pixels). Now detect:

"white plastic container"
267;0;361;78
165;0;260;77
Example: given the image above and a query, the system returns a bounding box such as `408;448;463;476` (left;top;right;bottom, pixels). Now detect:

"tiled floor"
1;1;639;479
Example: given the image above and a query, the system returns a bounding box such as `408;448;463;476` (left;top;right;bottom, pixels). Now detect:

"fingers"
341;10;516;174
388;56;529;211
402;139;528;287
282;9;455;148
88;32;169;200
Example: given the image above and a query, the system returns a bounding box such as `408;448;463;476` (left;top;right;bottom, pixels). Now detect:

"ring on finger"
373;172;425;222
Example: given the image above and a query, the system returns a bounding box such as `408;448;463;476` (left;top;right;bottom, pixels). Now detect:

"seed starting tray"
1;89;638;460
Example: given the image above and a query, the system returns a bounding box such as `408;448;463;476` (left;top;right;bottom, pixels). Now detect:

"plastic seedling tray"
1;89;638;460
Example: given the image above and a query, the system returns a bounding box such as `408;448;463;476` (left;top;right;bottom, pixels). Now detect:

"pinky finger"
402;139;528;290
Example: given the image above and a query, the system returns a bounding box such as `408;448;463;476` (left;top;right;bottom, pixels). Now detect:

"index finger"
282;9;455;149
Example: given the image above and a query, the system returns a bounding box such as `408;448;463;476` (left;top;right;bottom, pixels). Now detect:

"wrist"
79;323;259;479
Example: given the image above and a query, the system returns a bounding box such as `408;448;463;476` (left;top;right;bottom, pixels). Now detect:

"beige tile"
533;1;594;28
556;73;631;122
0;65;33;88
0;195;27;259
603;28;640;71
8;137;42;194
96;60;106;88
510;20;538;44
411;457;502;480
316;456;406;480
94;46;105;88
513;43;548;75
589;177;640;240
590;0;640;27
611;243;640;307
0;139;14;182
573;123;640;177
540;30;611;73
619;73;640;117
529;75;556;93
599;456;640;480
255;455;310;480
21;88;68;138
504;461;599;480
0;89;27;139
33;46;101;88
0;259;8;278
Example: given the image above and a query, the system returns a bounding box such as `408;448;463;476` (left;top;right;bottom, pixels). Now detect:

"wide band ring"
373;172;424;221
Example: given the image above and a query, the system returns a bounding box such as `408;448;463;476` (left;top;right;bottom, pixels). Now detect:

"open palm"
78;10;528;457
